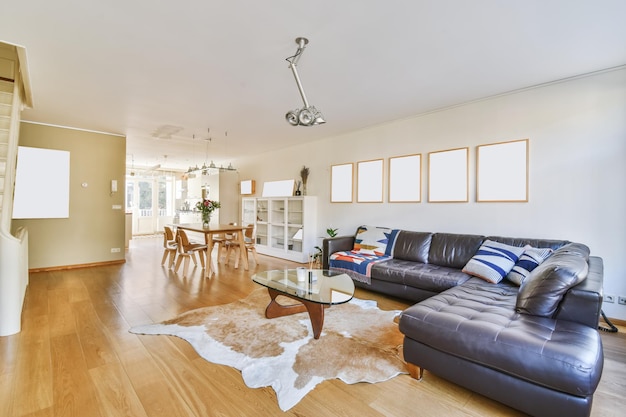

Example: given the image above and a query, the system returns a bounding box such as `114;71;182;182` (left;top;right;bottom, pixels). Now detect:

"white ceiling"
3;1;626;172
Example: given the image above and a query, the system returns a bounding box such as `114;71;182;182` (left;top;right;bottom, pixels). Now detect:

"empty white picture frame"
428;147;469;203
330;163;353;203
240;179;255;195
13;146;70;218
357;159;384;203
262;179;294;197
389;154;421;202
477;139;529;202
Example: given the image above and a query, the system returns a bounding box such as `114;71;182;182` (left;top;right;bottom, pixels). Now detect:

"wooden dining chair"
212;222;236;262
225;224;258;268
161;226;177;268
174;229;208;277
242;224;259;265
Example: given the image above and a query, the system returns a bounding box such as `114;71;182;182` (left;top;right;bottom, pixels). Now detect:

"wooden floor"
1;236;624;417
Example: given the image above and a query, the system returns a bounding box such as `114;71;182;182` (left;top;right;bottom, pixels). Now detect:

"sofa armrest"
322;235;355;269
554;256;603;328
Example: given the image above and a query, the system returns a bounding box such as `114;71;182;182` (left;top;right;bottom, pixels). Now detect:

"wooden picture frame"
239;179;255;195
389;154;421;202
357;159;384;203
428;147;469;203
477;139;529;202
330;163;353;203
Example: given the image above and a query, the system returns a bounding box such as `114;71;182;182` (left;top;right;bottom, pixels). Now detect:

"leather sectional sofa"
323;228;604;417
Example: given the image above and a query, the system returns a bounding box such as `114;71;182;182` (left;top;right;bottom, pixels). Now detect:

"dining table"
173;223;249;278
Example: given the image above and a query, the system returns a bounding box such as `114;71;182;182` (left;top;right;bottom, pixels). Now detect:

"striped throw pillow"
462;240;526;283
507;247;553;286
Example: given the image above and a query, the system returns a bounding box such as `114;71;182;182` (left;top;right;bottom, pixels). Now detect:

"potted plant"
312;227;338;268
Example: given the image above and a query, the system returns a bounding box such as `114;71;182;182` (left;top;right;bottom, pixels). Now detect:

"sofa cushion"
554;256;604;328
506;246;553;286
392;231;433;263
516;251;589;317
462;240;526;283
353;225;398;256
554;242;590;260
371;259;471;292
428;233;485;269
399;278;603;397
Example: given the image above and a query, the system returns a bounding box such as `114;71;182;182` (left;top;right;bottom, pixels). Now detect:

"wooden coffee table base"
264;288;328;339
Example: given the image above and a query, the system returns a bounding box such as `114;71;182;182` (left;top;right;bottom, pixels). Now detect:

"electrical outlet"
110;248;121;253
618;296;626;305
603;294;615;303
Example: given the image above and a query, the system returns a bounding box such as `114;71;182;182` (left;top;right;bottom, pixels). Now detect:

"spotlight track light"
285;37;325;126
286;110;299;126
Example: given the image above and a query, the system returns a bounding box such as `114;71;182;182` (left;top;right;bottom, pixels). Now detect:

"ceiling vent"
152;125;183;139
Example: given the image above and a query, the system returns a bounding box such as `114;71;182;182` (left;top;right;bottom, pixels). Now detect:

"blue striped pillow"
462;240;526;283
507;247;553;286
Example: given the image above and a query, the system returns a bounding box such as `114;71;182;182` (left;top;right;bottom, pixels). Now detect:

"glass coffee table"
252;269;355;339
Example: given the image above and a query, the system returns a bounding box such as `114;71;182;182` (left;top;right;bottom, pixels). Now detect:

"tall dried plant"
300;166;309;184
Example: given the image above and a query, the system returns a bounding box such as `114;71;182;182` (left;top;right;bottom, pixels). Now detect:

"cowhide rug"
129;288;407;411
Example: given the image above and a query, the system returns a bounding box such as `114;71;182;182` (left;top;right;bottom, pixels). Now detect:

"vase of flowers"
196;199;221;227
201;211;211;226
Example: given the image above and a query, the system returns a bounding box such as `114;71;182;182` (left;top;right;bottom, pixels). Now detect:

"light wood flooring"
1;236;624;417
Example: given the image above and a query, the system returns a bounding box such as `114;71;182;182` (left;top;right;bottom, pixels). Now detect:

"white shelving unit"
242;196;316;263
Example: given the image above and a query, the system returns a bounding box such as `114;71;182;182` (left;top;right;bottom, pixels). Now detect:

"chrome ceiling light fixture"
201;135;211;175
185;128;237;175
285;37;325;127
222;131;236;171
187;129;211;176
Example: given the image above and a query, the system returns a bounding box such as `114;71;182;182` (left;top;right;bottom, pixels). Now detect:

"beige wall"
13;122;126;269
236;67;626;320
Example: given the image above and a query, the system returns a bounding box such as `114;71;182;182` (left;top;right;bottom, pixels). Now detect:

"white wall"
237;67;626;320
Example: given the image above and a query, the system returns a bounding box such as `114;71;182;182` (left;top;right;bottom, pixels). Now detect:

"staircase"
0;43;32;336
0;80;13;212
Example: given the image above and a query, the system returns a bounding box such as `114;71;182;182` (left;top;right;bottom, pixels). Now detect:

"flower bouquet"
196;199;221;226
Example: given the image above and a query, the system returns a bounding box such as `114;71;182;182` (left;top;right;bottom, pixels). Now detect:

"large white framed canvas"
389;154;421;202
13;146;70;218
428;147;468;203
477;139;528;202
330;163;353;203
357;159;384;203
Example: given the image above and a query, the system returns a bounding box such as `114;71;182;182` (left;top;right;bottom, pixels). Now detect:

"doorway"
126;173;178;235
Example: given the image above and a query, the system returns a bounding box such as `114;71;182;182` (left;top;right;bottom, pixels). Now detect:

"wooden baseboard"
601;316;626;327
29;259;125;273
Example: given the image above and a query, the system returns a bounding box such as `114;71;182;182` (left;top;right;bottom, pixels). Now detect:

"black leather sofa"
323;230;604;417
